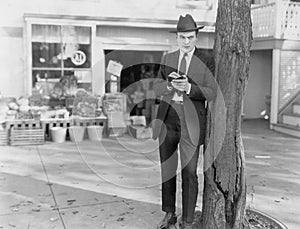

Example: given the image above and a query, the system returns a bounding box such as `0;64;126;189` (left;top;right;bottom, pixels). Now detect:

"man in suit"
152;14;216;229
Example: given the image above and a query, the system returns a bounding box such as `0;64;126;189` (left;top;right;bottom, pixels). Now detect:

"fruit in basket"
6;110;18;119
51;82;64;99
17;97;29;106
16;111;33;120
7;110;17;115
19;105;30;112
8;102;19;111
0;103;9;114
73;89;97;117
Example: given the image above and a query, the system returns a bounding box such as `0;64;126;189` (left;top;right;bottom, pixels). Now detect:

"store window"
31;24;92;97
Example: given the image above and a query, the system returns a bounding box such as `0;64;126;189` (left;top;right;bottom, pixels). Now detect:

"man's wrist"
185;83;191;94
167;82;173;91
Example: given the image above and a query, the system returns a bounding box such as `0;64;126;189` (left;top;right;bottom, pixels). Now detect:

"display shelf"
5;119;41;130
71;116;108;137
32;67;91;71
41;118;71;140
41;116;108;140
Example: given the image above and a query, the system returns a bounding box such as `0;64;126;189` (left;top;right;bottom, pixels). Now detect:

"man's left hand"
171;75;190;92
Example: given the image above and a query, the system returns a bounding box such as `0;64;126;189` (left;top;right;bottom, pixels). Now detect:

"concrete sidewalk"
0;119;299;229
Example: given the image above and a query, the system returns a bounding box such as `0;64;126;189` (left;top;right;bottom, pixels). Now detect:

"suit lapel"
187;48;204;86
187;49;198;80
168;50;180;72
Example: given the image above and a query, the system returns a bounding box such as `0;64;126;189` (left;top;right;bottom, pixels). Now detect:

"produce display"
0;90;129;144
72;89;99;117
102;93;126;115
0;96;50;121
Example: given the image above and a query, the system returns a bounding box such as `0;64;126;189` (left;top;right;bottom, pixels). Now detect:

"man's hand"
169;72;190;92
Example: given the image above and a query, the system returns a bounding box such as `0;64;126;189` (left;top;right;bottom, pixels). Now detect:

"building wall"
0;27;25;97
244;50;272;119
0;0;217;27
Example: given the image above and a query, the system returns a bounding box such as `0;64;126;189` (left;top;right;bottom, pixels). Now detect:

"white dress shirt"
172;48;195;101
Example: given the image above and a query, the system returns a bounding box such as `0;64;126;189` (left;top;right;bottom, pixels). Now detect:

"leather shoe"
157;212;177;229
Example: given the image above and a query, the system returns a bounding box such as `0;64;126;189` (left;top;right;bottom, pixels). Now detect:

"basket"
50;127;67;143
41;118;71;140
68;126;85;142
71;116;108;137
87;125;104;141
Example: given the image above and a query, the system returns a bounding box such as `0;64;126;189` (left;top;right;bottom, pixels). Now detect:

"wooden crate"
0;129;9;145
5;119;41;130
10;127;44;146
108;127;126;137
128;125;152;139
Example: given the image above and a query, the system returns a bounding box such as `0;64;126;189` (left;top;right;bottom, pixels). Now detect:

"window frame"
24;16;98;95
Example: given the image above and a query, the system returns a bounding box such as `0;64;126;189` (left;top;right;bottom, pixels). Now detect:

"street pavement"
0;119;299;229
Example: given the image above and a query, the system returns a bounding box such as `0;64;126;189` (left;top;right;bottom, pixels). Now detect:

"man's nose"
183;38;189;44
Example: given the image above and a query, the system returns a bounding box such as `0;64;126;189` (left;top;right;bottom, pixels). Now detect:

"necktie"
179;53;187;75
175;53;187;98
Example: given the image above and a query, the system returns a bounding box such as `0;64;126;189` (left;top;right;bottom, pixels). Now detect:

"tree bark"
201;0;252;228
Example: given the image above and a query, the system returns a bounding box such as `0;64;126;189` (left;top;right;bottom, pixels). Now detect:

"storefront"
0;0;220;144
24;14;214;96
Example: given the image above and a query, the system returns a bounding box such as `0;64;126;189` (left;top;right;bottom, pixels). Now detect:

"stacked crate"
7;120;44;146
0;123;8;145
103;93;127;137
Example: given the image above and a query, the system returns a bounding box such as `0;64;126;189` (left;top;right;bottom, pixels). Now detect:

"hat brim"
169;25;205;33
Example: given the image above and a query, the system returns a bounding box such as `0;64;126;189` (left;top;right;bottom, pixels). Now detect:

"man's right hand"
167;72;182;82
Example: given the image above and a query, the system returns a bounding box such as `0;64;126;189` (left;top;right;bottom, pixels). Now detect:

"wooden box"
10;127;44;146
108;127;126;137
128;125;152;139
5;119;41;130
0;129;9;145
6;119;44;146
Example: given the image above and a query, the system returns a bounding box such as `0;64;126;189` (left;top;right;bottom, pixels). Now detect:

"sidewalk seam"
35;145;67;229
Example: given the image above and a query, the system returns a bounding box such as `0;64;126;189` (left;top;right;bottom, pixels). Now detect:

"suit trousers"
159;102;200;224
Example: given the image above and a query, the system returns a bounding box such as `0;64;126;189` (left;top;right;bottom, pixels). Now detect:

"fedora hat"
170;14;204;33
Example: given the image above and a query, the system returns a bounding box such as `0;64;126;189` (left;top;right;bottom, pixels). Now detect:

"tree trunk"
201;0;252;228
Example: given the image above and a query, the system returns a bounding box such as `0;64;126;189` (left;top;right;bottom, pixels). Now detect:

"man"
152;14;216;229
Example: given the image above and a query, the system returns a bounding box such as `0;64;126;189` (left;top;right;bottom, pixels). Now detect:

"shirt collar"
179;47;195;59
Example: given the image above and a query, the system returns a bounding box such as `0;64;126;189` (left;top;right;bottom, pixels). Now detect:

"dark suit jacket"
152;48;217;145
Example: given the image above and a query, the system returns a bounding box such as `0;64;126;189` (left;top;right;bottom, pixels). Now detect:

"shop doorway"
244;50;272;120
104;50;163;90
104;50;164;120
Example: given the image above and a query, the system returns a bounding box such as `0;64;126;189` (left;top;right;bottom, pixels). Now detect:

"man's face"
176;31;197;53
